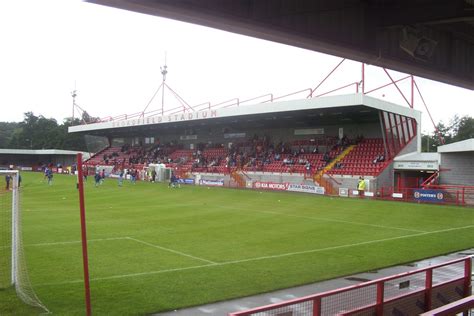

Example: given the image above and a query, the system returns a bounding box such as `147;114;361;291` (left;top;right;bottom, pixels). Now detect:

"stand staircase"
314;145;355;195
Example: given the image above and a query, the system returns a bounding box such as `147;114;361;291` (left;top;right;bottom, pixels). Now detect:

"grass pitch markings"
36;224;473;286
0;237;130;249
126;237;216;264
217;205;428;233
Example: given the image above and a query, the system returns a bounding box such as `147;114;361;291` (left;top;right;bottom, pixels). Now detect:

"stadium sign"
179;135;198;140
111;110;218;128
199;179;224;186
413;189;445;203
339;188;349;197
253;181;288;191
393;161;438;170
294;128;324;135
177;178;195;185
224;132;246;139
287;184;325;195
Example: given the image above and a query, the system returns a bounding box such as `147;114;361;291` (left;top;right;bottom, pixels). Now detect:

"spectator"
357;176;366;197
5;174;11;190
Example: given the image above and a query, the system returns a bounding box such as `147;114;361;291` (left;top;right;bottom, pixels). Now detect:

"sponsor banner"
339;188;349;197
177;178;195;185
364;192;374;197
199;179;224;186
413;189;445;203
294;128;324;136
20;166;33;171
392;193;403;198
287;184;325;195
224;132;246;139
179;135;198;141
253;181;288;191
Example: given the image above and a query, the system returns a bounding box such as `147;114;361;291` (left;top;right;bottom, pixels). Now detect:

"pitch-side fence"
229;256;472;316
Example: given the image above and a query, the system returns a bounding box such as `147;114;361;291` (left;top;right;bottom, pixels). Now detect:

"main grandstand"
69;93;420;195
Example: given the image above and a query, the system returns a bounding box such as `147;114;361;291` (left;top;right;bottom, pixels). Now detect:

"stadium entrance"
393;152;439;189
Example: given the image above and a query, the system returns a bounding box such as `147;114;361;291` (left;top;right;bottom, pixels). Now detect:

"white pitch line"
218;205;427;233
0;237;130;249
36;225;473;287
127;237;216;264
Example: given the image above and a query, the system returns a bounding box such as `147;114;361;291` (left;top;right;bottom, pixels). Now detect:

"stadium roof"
68;94;421;136
437;138;474;153
87;0;474;90
0;149;91;159
394;152;440;163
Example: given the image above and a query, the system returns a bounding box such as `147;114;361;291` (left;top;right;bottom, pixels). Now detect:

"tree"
0;122;19;148
59;118;87;151
451;115;474;143
7;112;87;151
422;115;473;152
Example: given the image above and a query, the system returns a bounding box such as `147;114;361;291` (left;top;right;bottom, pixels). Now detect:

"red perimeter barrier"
375;186;474;206
229;256;472;316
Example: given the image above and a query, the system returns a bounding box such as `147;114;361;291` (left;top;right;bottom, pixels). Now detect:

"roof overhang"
86;0;474;90
0;149;91;158
393;152;440;171
68;94;421;135
437;138;474;153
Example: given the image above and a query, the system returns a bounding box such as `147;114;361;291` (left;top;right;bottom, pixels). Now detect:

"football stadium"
1;1;474;316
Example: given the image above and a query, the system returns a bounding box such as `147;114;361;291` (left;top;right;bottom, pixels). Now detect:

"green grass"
1;172;473;315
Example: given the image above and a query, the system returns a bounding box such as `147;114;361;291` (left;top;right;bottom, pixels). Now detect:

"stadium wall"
241;172;309;185
439;152;474;186
111;122;381;149
396;136;418;157
375;161;395;190
325;175;376;193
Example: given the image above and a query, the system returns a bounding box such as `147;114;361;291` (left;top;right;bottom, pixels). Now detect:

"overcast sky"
1;0;472;133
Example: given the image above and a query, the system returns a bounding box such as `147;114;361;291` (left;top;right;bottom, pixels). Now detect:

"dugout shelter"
0;149;91;172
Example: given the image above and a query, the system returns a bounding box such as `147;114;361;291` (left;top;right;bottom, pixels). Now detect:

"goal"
0;170;49;313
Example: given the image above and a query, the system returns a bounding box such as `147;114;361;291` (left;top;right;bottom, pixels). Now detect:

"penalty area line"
36;224;473;287
126;237;216;264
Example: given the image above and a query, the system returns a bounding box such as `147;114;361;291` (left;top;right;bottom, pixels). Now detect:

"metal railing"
229;256;472;316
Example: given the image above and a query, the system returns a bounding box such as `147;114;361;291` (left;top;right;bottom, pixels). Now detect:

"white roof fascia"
394;152;440;162
68;93;421;134
437;139;474;153
0;149;90;157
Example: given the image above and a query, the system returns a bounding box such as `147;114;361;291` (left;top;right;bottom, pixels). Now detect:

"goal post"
0;170;49;313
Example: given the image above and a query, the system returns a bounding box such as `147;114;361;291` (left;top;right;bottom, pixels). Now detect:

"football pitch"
1;172;473;315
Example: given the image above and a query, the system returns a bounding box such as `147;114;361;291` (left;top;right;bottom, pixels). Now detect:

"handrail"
326;172;342;185
314;82;359;98
229;256;472;316
272;88;312;102
214;98;239;109
420;295;474;316
192;102;211;111
240;169;251;180
364;75;411;95
427;184;474;189
421;171;439;188
240;93;273;105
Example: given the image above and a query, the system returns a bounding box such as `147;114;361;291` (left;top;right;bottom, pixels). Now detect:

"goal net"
0;170;49;313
